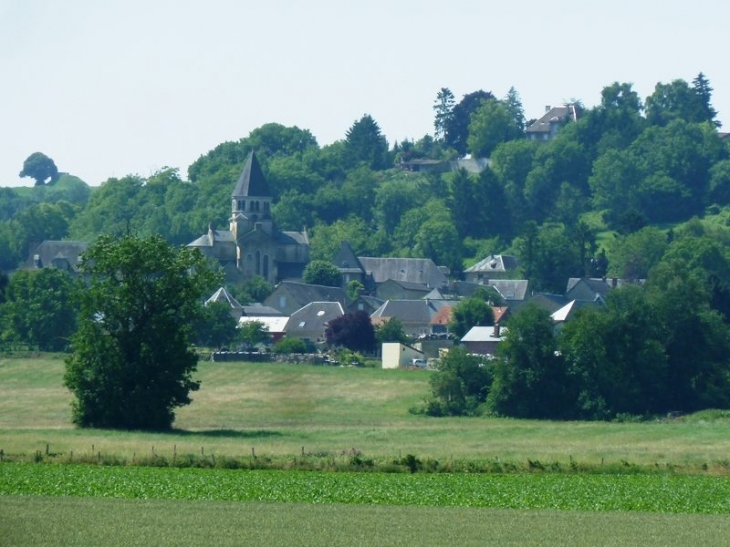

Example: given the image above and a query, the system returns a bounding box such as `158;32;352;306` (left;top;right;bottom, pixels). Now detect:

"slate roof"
522;293;569;313
25;240;88;271
232;151;270;197
358;257;448;287
205;287;243;309
285;301;344;335
371;299;439;324
526;105;579;134
461;325;507;342
333;241;365;274
187;228;236;248
241;304;283;317
485;279;529;301
272;281;347;307
465;254;519;274
551;299;597;322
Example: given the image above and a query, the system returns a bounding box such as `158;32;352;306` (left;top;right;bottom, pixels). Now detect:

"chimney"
611;277;618;288
494;323;501;338
545;105;551;113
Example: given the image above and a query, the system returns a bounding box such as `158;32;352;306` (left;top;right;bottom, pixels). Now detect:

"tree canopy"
63;235;220;430
19;152;59;186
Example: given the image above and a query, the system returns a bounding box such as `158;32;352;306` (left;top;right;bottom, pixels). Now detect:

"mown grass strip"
4;496;730;547
3;463;730;514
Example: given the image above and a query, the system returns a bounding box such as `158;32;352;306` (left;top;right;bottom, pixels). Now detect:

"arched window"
255;250;261;275
263;255;269;279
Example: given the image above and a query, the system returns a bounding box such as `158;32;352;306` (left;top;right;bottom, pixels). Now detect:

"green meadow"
4;354;730;546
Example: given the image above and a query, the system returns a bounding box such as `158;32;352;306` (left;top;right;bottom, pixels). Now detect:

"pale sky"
2;0;728;187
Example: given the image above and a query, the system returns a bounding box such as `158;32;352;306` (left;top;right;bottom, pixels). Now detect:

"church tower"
230;151;273;238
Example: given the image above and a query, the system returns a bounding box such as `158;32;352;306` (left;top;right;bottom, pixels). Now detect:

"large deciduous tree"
19;152;59;186
2;268;78;351
325;310;376;352
445;90;495;156
302;259;343;287
448;297;494;340
425;347;491;416
63;235;220;430
467;99;520;158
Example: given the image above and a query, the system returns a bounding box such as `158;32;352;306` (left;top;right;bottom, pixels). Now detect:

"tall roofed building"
188;152;310;284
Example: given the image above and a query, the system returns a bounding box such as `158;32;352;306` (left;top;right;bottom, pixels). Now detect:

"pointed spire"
232;151;270;197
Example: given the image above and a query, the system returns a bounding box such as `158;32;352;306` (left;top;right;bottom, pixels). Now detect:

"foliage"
194;301;239;350
19;152;59;186
445;90;495;155
63;235;221;430
374;317;408;345
228;275;273;305
325;310;376;352
467;98;520;157
302;259;343;287
448;297;494;339
238;320;270;349
344;114;390;170
489;305;572;419
272;336;308;354
424;347;491;416
0;268;78;351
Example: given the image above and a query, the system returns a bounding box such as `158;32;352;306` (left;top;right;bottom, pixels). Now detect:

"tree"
503;86;526;134
424;347;491;416
2;268;78;351
63;235;220;430
433;87;456;142
448;297;494;339
691;72;720;127
445;90;495;156
467;99;519;158
19;152;59;186
194;301;239;350
302;259;343;287
488;305;572;419
374;317;408;345
272;337;308;354
426;347;492;416
239;320;270;349
344;114;390;170
325;310;376;352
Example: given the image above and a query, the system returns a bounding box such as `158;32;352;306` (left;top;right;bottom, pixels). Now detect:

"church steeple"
231;151;273;237
232;151;270;198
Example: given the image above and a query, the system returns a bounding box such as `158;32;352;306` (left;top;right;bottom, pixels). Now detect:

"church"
187;152;310;284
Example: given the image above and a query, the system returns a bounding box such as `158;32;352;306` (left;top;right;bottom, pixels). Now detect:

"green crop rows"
3;463;730;514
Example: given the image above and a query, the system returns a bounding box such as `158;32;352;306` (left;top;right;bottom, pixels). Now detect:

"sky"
1;0;729;188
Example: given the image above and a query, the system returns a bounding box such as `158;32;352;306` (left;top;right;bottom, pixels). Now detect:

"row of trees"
2;74;728;295
424;227;730;419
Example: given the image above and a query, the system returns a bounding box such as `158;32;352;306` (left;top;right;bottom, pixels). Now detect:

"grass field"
4;354;730;545
3;354;730;468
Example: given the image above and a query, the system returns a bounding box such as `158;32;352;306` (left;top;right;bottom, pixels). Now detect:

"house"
381;342;425;369
346;294;383;316
371;299;453;338
205;286;243;320
188;152;310;284
239;315;288;344
565;277;631;302
376;279;433;301
23;240;88;276
526;104;580;141
461;324;507;355
520;293;569;314
333;241;373;290
358;257;449;288
264;281;347;316
550;299;597;332
464;254;519;283
284;301;344;345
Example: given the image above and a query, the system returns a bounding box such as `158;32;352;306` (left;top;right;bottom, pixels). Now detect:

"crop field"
4;354;730;545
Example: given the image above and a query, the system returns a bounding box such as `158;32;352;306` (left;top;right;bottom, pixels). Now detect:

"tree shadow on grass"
167;429;283;439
